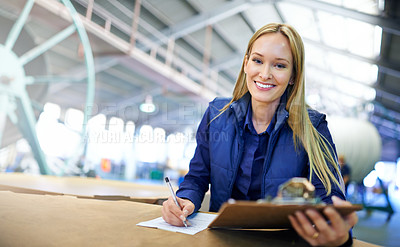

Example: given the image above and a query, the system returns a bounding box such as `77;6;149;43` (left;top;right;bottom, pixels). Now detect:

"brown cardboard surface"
209;201;363;229
0;184;64;196
0;191;377;247
0;190;164;247
0;183;165;205
0;172;210;209
0;173;171;198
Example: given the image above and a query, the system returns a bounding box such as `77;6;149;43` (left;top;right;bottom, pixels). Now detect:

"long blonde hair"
219;23;343;195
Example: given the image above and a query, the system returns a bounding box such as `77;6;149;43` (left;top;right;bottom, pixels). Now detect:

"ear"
289;76;294;85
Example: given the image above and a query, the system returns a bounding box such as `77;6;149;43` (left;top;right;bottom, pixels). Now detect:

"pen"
165;177;188;227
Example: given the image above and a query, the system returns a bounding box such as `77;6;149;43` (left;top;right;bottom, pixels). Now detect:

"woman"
162;23;358;246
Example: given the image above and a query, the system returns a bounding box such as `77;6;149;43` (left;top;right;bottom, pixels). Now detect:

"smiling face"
244;32;293;108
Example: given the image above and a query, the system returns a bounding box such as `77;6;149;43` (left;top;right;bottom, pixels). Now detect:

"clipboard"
208;201;362;229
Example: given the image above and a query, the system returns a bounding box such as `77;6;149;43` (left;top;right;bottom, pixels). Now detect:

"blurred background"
0;0;399;245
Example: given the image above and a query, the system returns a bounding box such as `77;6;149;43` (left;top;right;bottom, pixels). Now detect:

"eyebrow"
250;52;291;64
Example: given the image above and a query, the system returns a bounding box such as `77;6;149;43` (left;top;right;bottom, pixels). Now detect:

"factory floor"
352;187;400;247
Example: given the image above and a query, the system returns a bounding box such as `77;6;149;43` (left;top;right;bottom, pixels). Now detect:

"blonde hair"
218;23;343;195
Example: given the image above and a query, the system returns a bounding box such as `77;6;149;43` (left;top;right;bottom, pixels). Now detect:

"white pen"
165;177;188;227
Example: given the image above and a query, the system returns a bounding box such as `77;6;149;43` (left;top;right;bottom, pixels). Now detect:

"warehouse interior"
0;0;400;246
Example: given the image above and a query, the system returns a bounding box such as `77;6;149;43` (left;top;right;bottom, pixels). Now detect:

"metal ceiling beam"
47;55;122;95
142;0;239;67
140;0;247;75
75;0;238;97
186;0;239;52
37;0;222;99
141;0;234;97
302;38;400;79
280;0;400;36
150;0;252;45
211;52;242;72
140;0;205;61
373;104;400;124
104;67;150;89
370;115;400;140
73;0;222;95
376;87;400;104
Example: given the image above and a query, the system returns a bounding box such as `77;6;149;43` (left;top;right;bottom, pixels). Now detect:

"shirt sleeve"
176;106;212;212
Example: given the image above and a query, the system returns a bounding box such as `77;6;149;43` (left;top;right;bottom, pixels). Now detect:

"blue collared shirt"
231;101;276;200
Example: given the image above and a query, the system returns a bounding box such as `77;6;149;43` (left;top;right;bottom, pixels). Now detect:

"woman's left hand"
288;196;358;246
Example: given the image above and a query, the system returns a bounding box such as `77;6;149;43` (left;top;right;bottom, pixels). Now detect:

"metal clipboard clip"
257;177;325;205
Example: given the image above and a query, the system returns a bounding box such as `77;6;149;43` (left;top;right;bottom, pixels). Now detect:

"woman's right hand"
162;196;195;226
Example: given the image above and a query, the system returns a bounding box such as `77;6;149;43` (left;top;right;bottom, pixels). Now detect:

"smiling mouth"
255;81;275;89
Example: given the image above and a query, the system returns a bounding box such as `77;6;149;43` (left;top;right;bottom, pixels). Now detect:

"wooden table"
0;172;211;208
0;172;171;198
0;172;174;205
0;190;379;247
0;173;380;246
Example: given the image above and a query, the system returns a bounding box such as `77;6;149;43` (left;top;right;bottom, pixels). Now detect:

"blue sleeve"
176;107;211;212
311;116;346;204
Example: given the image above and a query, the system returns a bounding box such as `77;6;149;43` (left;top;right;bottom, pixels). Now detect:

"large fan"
0;0;95;175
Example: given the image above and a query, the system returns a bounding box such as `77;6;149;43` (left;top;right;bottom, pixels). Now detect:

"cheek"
246;76;253;89
276;72;292;84
245;62;259;76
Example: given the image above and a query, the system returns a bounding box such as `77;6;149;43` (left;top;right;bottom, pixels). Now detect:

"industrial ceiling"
0;0;399;162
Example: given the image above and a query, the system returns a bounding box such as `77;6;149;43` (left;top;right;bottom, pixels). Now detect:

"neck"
251;98;279;134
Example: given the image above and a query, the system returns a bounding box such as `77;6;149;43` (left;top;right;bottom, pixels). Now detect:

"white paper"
136;212;218;235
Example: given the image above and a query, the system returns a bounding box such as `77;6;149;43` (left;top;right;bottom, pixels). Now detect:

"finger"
161;202;174;225
167;196;182;212
162;199;184;226
289;214;318;246
322;206;347;231
177;198;195;226
305;209;333;240
179;198;195;216
346;212;359;227
331;197;359;228
171;197;195;225
332;196;351;206
294;211;317;237
161;202;167;222
288;214;306;236
319;206;355;246
166;197;186;225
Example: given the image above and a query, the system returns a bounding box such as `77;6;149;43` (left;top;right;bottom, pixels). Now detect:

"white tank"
327;116;382;183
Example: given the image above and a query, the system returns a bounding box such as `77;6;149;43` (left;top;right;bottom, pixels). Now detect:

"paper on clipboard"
137;212;217;235
207;201;362;229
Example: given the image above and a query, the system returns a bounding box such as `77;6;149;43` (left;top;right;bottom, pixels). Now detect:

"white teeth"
255;82;274;88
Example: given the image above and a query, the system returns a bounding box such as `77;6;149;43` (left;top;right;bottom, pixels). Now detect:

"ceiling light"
139;95;156;113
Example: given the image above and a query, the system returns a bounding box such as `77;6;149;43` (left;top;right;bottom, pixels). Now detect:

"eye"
252;58;262;64
275;63;286;69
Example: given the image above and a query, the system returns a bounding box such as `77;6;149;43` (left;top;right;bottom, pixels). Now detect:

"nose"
259;65;272;80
